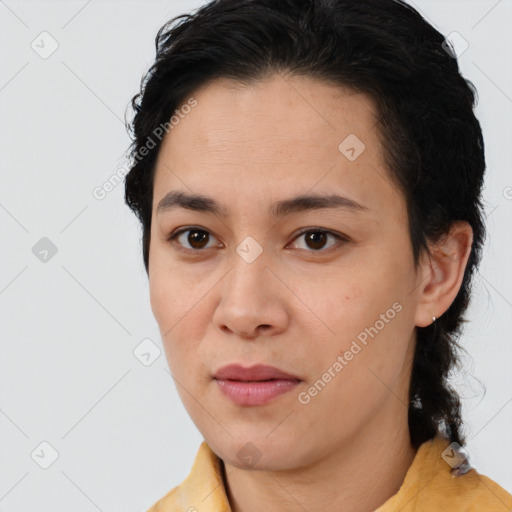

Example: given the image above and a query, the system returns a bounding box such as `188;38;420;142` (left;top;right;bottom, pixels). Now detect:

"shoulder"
378;436;512;511
429;468;512;510
146;485;180;512
145;441;231;512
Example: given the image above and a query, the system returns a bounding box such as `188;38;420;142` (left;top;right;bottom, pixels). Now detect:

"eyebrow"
156;190;369;218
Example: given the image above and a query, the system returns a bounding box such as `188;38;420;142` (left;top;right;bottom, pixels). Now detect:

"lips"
213;364;302;406
213;363;301;382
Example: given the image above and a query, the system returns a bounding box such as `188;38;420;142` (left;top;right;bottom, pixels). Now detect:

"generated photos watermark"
92;97;198;200
298;301;403;405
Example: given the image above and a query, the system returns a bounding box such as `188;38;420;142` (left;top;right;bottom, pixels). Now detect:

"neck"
222;402;417;512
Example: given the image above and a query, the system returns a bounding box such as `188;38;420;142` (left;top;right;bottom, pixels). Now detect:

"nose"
213;246;289;339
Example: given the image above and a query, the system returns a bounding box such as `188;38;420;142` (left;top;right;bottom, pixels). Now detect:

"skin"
148;73;473;512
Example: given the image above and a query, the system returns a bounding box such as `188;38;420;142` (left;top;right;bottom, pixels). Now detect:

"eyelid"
167;226;349;251
167;226;223;249
292;227;350;243
287;227;349;252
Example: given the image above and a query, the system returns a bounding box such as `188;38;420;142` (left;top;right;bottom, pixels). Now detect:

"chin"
208;433;303;471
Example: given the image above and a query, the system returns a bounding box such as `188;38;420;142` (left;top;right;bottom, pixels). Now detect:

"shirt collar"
173;441;232;511
149;435;511;511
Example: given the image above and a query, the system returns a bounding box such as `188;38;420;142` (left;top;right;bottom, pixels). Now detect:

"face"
149;74;424;471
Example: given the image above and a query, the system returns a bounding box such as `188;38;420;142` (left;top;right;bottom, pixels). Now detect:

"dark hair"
124;0;486;450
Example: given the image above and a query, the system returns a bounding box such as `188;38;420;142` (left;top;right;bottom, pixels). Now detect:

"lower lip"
215;379;300;406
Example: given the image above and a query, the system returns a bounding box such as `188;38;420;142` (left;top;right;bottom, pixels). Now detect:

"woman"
124;0;512;510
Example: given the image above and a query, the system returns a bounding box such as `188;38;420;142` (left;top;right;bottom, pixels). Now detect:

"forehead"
168;74;379;149
152;74;402;217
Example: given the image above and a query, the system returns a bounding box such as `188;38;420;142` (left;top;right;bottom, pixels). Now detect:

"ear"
414;221;474;328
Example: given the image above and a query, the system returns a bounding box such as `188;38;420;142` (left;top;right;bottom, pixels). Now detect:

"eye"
167;227;348;253
168;227;221;251
289;228;348;252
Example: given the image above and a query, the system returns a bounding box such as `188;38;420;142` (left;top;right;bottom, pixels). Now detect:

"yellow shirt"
147;435;512;511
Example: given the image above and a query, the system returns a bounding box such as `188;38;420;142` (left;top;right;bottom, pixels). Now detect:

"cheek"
149;270;175;333
308;259;412;370
149;271;208;374
148;248;189;329
148;264;184;364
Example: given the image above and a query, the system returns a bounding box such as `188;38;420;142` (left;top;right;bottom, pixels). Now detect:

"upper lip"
213;364;301;381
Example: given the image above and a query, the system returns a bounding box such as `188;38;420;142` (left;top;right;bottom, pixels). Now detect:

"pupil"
189;230;208;248
307;232;326;250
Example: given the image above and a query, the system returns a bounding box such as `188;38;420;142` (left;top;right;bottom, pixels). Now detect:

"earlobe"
413;221;473;328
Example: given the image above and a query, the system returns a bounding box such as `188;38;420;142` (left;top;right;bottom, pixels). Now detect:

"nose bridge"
227;236;270;296
213;236;288;337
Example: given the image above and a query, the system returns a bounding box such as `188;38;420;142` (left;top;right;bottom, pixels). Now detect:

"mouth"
213;363;301;381
213;364;302;406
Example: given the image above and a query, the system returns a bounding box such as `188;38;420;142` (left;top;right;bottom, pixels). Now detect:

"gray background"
1;0;511;510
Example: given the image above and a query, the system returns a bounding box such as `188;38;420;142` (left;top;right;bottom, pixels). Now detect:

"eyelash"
167;227;349;253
